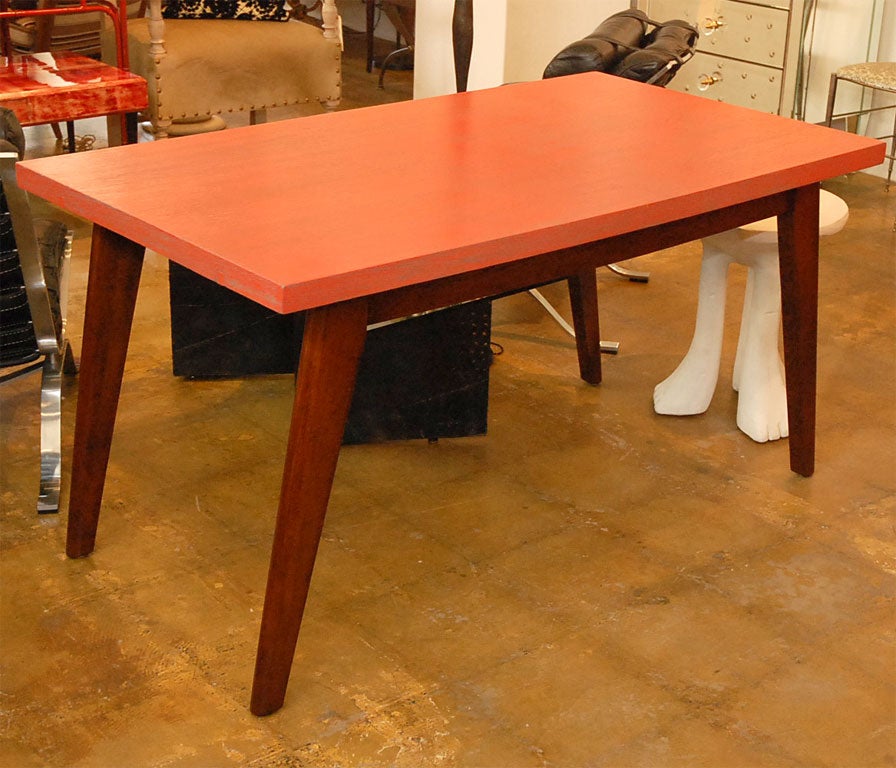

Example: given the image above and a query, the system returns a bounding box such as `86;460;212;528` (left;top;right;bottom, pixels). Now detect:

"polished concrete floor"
2;30;895;768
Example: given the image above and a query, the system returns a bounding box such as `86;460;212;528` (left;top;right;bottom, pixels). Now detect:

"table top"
0;51;147;126
17;73;883;314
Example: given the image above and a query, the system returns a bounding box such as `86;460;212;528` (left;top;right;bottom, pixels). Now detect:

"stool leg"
824;73;839;127
733;253;788;443
731;264;755;393
654;239;731;415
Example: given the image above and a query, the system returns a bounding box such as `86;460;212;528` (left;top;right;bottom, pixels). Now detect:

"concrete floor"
2;30;895;768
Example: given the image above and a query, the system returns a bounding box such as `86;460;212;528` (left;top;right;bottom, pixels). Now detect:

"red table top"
17;73;884;314
0;51;147;125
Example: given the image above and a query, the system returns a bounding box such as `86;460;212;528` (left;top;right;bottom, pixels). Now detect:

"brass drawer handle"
703;16;726;33
699;72;723;90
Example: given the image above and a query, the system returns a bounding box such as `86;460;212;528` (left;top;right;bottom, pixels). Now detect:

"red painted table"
0;51;146;145
16;73;884;716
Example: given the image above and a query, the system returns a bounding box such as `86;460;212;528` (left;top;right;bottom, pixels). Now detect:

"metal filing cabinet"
636;0;807;116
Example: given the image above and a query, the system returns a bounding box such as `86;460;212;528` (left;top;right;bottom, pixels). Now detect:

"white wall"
413;0;626;98
503;0;628;83
414;0;507;98
800;0;888;124
799;0;893;178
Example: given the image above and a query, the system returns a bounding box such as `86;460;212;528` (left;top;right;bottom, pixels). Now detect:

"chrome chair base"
607;262;650;283
528;288;620;355
37;345;76;512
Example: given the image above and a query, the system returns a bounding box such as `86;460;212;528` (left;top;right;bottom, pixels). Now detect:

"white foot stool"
653;189;849;443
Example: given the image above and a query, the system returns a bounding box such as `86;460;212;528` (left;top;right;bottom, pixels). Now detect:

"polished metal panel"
0;153;74;513
38;352;63;512
0;153;59;355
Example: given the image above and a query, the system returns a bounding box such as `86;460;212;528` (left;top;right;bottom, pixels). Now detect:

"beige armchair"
103;0;341;139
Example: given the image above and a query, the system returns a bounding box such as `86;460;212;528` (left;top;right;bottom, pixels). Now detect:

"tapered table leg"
778;183;820;477
66;227;145;558
250;299;369;716
567;269;602;385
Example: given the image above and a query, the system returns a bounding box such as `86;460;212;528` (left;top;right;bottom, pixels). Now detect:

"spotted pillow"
163;0;291;20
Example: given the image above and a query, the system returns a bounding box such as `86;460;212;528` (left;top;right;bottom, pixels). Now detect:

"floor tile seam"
383;494;586;556
275;656;490;756
0;520;65;553
479;549;853;688
405;624;787;766
94;464;282;524
591;715;810;768
665;548;883;649
96;401;290;440
567;633;827;768
40;564;191;621
333;583;582;688
309;541;890;726
769;623;896;693
733;518;896;588
327;560;752;700
472;523;795;608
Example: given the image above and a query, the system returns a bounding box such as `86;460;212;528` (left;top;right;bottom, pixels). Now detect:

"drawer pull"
702;16;726;33
698;72;723;90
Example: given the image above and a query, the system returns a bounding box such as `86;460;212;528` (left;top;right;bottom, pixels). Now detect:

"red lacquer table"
16;73;884;715
0;51;146;144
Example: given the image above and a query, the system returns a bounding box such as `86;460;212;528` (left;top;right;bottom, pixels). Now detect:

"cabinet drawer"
667;51;784;113
643;0;789;67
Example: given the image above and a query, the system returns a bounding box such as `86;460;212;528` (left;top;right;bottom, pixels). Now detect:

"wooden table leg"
778;183;820;478
567;269;602;385
250;299;369;716
66;227;145;558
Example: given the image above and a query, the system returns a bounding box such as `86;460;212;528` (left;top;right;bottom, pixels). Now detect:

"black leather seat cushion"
543;10;697;87
543;10;648;79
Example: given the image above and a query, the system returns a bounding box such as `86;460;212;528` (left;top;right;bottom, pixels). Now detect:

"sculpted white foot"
654;246;730;416
653;355;719;415
736;361;789;442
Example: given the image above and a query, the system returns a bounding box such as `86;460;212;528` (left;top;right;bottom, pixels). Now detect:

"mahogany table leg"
567;269;602;385
250;299;369;716
778;183;820;478
66;227;145;558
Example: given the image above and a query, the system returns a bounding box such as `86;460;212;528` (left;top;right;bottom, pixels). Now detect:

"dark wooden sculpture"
452;0;472;93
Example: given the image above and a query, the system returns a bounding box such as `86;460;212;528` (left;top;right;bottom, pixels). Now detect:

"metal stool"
825;62;896;190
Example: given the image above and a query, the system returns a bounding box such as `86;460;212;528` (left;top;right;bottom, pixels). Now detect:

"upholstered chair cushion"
107;18;341;127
